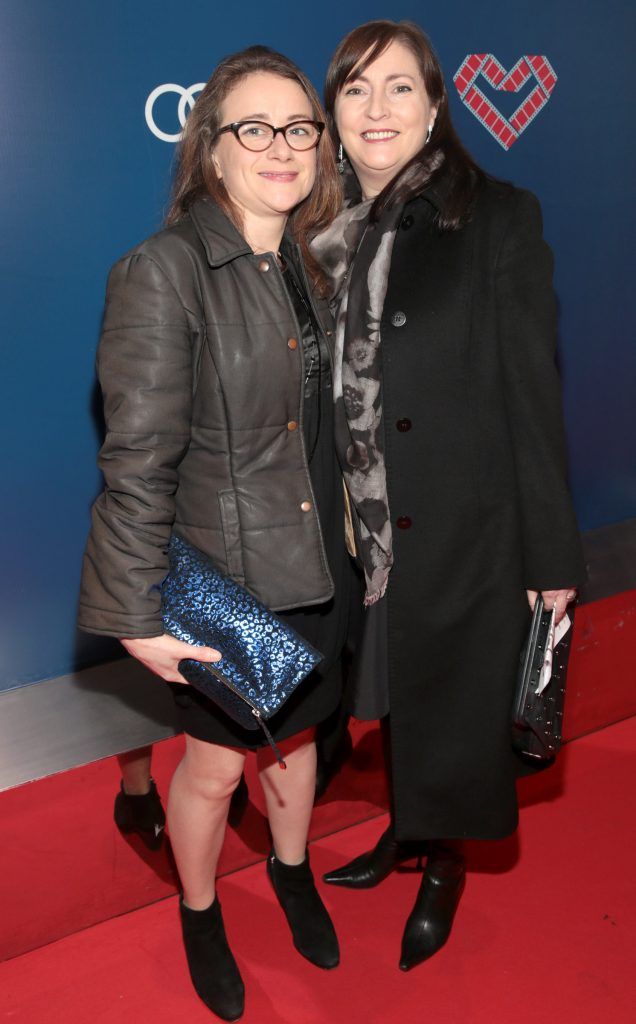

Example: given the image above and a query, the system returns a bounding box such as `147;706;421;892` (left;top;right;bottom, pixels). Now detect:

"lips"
258;172;299;182
361;130;399;141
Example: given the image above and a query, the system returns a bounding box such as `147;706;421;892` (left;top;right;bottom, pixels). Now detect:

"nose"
365;88;389;121
268;130;294;160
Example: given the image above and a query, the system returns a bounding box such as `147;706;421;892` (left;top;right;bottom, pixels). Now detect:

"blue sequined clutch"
161;534;323;760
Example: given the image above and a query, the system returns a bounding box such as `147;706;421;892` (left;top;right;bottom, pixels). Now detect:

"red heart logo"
453;54;557;150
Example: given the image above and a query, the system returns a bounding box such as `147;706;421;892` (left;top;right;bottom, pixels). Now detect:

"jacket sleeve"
78;252;193;637
496;189;586;590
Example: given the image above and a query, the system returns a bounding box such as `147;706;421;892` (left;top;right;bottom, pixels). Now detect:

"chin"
263;191;307;213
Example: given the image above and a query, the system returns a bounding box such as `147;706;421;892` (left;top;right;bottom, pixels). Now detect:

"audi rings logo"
145;83;206;142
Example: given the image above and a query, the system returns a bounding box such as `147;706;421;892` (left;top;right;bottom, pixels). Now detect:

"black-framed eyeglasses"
216;120;324;152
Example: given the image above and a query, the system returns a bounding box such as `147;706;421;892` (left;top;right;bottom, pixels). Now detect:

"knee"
180;750;244;803
189;766;243;803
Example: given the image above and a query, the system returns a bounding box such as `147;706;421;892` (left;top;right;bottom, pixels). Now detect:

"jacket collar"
343;161;450;216
188;198;252;268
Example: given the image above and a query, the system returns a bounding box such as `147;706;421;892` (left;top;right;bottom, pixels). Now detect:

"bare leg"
117;745;153;795
257;727;317;864
167;735;245;910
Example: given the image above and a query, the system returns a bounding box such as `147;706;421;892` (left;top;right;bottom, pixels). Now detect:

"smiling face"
212;72;318;243
334;40;438;198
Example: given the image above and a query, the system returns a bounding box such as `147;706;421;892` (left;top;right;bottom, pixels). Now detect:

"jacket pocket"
218;489;245;581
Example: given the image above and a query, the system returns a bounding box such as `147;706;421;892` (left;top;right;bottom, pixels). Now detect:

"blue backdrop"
1;0;634;689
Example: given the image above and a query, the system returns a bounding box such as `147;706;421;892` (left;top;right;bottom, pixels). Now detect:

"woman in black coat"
312;20;585;971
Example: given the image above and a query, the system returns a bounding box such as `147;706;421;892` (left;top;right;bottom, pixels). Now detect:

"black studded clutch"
512;596;575;763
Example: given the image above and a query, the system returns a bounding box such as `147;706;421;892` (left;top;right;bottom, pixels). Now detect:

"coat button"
401;215;414;230
390;311;407;327
396;515;412;529
287;420;298;431
258;259;270;272
288;337;298;349
396;418;412;432
301;501;312;512
326;329;333;337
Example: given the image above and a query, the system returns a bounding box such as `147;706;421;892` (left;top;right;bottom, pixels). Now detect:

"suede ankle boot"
399;842;466;971
113;779;166;850
267;849;339;969
179;896;245;1021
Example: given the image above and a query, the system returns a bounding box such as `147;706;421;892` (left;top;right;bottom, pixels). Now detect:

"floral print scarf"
311;199;403;604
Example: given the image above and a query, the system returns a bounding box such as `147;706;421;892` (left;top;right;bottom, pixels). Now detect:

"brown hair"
166;45;341;293
324;20;484;229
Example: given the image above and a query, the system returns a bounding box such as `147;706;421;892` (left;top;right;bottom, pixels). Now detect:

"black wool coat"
376;179;585;841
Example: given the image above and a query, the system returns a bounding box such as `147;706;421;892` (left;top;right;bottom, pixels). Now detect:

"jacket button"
287;420;298;431
301;501;312;512
326;329;333;337
396;418;412;432
288;337;298;349
258;259;270;272
401;215;414;230
391;311;407;327
396;515;412;529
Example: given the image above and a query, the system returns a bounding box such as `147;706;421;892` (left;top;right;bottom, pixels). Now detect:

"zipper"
293;244;335;376
267;250;335;598
200;661;287;769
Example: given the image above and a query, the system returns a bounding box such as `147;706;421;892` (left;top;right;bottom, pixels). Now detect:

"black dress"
171;251;350;748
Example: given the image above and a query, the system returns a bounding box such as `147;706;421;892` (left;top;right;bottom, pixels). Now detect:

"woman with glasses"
78;46;347;1021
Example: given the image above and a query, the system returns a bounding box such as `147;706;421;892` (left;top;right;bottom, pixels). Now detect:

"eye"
343;86;364;96
394;84;413;93
238;122;270;137
288;124;310;136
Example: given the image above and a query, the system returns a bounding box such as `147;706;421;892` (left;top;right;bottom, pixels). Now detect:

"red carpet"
2;716;634;1024
0;719;387;961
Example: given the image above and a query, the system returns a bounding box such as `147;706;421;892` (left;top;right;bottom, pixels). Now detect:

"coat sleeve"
78;252;193;638
496;189;586;590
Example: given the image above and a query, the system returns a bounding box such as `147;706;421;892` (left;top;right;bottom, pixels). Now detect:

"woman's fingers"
527;588;576;624
120;634;222;683
540;588;576;625
166;636;223;663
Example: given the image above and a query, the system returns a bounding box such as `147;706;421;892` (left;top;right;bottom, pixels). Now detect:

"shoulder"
471;179;543;233
110;216;202;276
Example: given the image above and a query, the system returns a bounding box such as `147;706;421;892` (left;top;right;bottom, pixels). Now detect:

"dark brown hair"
167;45;342;292
324;20;484;229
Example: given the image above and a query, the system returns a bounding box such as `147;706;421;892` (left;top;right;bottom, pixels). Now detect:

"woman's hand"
120;634;222;684
526;589;577;626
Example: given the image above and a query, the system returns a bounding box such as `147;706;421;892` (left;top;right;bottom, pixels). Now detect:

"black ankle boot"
323;824;424;889
179;896;245;1021
267;849;339;969
399;842;466;971
113;779;166;850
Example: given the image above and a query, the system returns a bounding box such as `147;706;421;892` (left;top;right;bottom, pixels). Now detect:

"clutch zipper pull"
252;709;287;769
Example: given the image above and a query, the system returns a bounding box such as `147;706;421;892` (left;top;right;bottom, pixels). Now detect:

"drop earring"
337;142;345;173
425;123;434;145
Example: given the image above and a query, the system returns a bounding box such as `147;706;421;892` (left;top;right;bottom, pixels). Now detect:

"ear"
211;146;223;181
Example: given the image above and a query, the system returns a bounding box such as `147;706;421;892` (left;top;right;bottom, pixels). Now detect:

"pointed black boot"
399;842;466;971
179;896;245;1021
113;779;166;850
267;849;339;969
323;824;424;889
